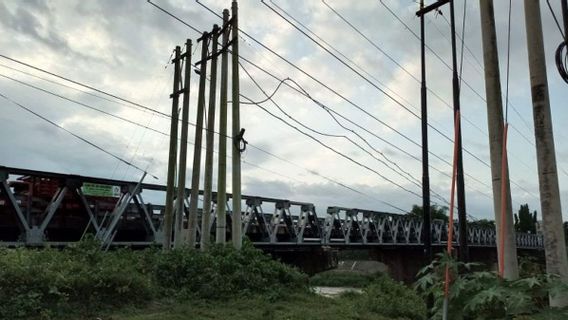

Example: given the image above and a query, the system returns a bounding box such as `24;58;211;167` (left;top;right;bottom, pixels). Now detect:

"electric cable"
0;91;158;179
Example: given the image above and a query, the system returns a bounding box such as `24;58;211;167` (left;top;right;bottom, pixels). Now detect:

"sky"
0;0;567;221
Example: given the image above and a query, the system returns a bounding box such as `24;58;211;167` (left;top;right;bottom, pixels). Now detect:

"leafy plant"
414;253;568;319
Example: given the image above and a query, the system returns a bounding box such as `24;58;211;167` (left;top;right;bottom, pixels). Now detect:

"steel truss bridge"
0;166;543;249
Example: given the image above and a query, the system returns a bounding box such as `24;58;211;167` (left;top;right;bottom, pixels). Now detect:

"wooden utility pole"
174;40;192;248
163;46;181;250
478;0;518;279
231;0;242;249
524;0;568;307
187;32;209;248
216;9;230;245
201;25;220;251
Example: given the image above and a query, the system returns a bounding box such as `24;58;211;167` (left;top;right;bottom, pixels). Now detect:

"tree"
469;219;495;229
514;204;537;234
408;204;449;222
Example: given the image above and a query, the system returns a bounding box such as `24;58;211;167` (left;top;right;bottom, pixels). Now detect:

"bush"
356;275;427;320
0;242;153;319
154;242;308;299
310;270;382;287
414;253;568;319
0;239;307;319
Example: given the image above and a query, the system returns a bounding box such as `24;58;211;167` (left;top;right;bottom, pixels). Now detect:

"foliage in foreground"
356;275;427;320
111;274;425;320
309;270;383;288
0;238;307;319
415;253;568;319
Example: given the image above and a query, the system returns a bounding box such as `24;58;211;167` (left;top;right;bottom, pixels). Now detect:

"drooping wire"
1;63;405;212
0;91;157;179
240;63;450;202
546;0;568;84
239;63;426;203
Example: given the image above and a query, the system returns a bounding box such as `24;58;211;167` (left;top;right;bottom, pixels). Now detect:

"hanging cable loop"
555;41;568;84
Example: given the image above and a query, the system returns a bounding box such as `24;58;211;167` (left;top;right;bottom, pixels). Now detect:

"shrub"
414;253;568;319
356;275;427;320
310;270;383;287
154;242;308;299
0;239;308;319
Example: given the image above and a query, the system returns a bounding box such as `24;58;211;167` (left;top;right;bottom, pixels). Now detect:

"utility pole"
231;0;242;249
418;0;432;263
187;32;210;248
478;0;518;280
416;0;467;261
524;0;568;307
201;25;220;251
163;46;181;250
216;9;230;245
174;39;192;248
449;0;469;262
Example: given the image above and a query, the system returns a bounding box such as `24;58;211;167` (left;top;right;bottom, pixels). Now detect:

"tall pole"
449;0;468;262
562;0;568;40
419;0;432;263
163;46;181;250
216;9;230;245
174;40;192;248
231;0;242;249
187;32;209;248
524;0;568;307
478;0;518;280
201;25;220;251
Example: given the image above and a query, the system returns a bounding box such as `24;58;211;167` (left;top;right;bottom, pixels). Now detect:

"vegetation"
415;253;568;319
515;203;538;233
309;270;383;287
408;204;449;222
0;237;426;320
4;236;562;320
0;237;307;319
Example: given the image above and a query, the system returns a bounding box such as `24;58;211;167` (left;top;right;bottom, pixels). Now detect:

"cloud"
0;0;566;222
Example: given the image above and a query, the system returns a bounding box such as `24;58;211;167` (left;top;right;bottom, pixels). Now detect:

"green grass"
309;270;382;287
111;293;401;320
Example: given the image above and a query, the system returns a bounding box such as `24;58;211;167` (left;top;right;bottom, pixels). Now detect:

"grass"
309;270;382;287
111;293;400;320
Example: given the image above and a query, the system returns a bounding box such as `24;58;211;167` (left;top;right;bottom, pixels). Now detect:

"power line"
0;54;170;119
167;1;494;181
1;66;407;213
263;0;492;170
240;87;419;211
241;63;431;194
242;94;423;202
321;0;488;139
0;91;157;179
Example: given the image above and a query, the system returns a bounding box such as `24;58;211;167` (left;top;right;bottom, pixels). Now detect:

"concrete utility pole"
524;0;568;307
201;25;220;251
174;39;192;248
231;0;242;249
187;32;210;248
449;0;469;262
478;0;518;280
216;9;230;245
163;46;181;250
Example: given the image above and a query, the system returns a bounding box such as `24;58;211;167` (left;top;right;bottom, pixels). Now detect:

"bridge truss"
0;166;543;249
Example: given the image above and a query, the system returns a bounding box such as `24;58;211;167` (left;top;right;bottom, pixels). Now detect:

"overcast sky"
1;0;567;220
